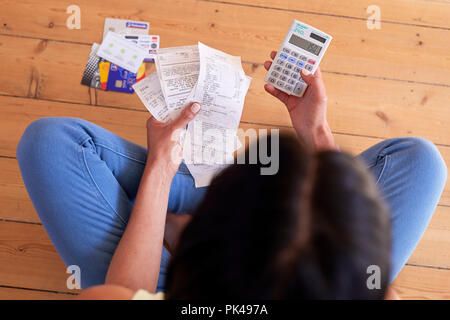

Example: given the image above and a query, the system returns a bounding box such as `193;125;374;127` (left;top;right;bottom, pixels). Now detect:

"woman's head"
166;134;391;299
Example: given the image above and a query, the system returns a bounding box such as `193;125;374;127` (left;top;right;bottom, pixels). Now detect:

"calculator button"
296;61;305;68
274;65;282;72
280;53;288;60
288;78;296;85
280;75;288;81
276;80;285;87
268;77;276;84
285;85;293;91
308;59;316;65
291;72;299;79
300;55;307;61
277;59;285;66
291;51;299;58
294;67;301;73
288;57;296;64
282;69;290;75
285;63;293;70
282;47;291;54
293;81;307;95
271;71;280;78
305;64;313;71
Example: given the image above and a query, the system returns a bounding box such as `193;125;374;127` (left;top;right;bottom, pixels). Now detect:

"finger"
264;61;272;71
170;102;201;130
300;68;327;98
314;66;323;79
264;83;289;105
270;51;277;60
300;68;315;85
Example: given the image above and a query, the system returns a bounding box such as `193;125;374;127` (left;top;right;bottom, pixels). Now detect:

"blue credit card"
106;63;136;93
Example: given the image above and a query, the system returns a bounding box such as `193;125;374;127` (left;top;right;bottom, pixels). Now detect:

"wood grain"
0;286;75;300
0;0;449;84
394;265;450;300
0;220;81;294
214;0;450;29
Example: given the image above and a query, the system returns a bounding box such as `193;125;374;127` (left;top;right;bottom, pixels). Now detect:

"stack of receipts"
133;42;252;187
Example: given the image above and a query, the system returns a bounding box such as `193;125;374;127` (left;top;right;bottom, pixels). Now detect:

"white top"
132;289;165;300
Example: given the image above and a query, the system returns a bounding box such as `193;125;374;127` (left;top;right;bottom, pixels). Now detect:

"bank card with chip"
104;62;146;93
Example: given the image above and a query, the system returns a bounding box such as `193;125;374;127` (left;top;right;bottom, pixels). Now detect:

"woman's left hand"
146;102;201;177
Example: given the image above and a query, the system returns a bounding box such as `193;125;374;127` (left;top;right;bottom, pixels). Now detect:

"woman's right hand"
264;51;337;151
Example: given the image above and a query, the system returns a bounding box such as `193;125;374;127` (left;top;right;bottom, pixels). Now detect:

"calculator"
265;20;332;97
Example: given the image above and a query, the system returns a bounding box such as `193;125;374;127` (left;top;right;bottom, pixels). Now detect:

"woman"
16;51;446;299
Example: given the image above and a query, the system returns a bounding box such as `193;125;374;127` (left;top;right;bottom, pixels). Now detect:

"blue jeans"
16;118;447;290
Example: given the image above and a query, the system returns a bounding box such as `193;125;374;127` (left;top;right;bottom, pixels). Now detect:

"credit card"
123;35;160;62
105;62;146;93
103;18;150;39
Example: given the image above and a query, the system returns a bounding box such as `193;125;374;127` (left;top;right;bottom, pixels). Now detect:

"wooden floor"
0;0;449;299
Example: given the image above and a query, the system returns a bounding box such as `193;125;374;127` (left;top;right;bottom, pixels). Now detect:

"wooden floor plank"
394;265;450;300
0;0;449;83
0;220;80;294
0;35;449;147
0;286;75;300
409;205;450;269
0;157;38;223
216;0;450;29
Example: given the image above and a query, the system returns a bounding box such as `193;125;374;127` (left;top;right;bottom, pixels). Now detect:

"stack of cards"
81;18;160;94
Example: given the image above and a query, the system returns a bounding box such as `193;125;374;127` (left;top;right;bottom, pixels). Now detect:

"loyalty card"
106;62;146;93
97;32;147;74
123;35;160;62
103;18;149;39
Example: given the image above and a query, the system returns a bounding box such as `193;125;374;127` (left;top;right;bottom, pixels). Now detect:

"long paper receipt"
134;42;251;187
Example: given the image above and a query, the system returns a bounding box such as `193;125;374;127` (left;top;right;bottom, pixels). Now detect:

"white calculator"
265;20;332;97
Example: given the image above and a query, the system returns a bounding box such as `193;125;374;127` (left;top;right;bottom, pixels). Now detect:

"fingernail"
191;103;201;113
301;69;311;76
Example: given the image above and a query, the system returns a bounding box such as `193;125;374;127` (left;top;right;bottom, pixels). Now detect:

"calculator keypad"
267;46;313;96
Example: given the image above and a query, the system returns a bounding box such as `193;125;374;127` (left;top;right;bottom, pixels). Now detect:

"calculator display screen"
288;34;322;56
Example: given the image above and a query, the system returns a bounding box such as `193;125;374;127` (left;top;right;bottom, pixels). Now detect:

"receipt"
155;45;200;111
183;42;251;187
186;42;251;151
132;73;172;122
135;43;251;187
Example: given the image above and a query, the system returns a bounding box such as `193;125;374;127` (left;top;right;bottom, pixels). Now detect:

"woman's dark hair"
166;133;391;299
